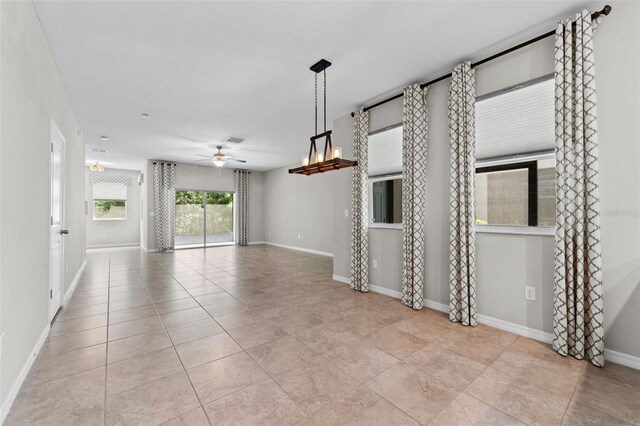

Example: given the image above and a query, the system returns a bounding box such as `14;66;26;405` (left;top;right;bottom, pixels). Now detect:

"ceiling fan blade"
227;158;247;163
195;154;212;158
195;159;211;162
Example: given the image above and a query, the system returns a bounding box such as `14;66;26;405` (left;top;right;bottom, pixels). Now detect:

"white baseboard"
0;324;50;424
332;274;350;284
604;348;640;370
261;241;333;257
423;298;448;313
477;313;553;344
369;284;402;299
64;258;87;303
248;241;266;245
86;243;140;249
331;274;639;370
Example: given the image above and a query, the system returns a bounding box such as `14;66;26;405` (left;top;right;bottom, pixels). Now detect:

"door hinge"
51;143;54;153
50;289;53;299
51;216;53;225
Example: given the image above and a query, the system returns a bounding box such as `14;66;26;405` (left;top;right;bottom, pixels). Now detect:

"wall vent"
224;136;244;144
89;148;108;153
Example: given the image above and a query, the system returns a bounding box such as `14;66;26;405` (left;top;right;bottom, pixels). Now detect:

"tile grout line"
165;254;309;422
102;252;111;426
159;256;217;425
453;334;529;425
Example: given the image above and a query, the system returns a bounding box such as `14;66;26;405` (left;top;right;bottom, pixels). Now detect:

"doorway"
49;120;66;322
175;190;234;248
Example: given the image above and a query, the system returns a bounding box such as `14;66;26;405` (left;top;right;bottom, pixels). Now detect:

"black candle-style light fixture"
289;59;357;175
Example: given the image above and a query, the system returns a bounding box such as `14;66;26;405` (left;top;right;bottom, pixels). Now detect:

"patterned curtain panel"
153;162;176;252
350;108;369;292
401;84;428;310
448;61;478;327
553;10;604;367
234;170;250;246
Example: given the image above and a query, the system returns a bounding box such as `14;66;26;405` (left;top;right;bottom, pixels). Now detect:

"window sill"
368;224;402;230
476;225;554;236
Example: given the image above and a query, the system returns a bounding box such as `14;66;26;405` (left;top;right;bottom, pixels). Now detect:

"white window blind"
368;125;403;177
93;182;127;200
476;77;555;161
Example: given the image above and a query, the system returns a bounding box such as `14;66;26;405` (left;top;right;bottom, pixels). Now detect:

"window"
475;76;555;228
92;182;127;220
370;176;402;226
368;125;403;228
93;200;127;220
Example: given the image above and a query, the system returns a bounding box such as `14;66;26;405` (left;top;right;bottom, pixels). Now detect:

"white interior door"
49;121;66;322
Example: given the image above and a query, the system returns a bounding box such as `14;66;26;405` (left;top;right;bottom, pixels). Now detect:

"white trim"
332;274;350;284
0;324;50;424
368;224;403;230
260;242;333;257
369;284;402;299
86;243;140;249
423;298;448;313
476;225;554;236
248;241;266;245
604;349;640;370
477;313;553;343
64;258;86;303
331;274;639;370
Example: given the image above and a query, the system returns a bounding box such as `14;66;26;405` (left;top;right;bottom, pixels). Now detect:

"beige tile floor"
6;245;639;425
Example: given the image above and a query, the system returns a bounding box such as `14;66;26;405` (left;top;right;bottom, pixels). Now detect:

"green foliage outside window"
175;191;232;205
94;200;126;220
175;191;233;236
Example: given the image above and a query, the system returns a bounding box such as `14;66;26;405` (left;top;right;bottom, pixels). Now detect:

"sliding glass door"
175;190;233;248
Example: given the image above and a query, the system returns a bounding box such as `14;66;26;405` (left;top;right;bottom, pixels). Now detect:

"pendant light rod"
350;4;612;117
314;73;318;136
324;70;327;132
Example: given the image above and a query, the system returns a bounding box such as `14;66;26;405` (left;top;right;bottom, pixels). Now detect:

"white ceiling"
34;0;596;172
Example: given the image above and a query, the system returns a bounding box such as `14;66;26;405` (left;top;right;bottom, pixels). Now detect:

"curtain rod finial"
602;5;612;16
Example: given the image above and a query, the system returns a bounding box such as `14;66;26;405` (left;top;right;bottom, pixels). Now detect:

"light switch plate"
372;259;378;269
525;286;536;301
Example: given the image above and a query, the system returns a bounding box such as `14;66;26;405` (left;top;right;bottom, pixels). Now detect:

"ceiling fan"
195;145;246;167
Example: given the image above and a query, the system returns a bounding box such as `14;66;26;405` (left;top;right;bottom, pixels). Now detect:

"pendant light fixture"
289;59;357;175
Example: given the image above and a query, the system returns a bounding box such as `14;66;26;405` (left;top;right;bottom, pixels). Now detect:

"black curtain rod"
351;5;612;117
153;161;176;165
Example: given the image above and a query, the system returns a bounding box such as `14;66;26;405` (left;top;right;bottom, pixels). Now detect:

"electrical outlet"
65;262;69;273
344;209;349;218
372;259;378;269
297;234;301;240
525;286;536;301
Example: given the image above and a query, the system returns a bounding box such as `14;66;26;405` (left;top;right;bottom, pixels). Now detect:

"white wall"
263;166;334;255
0;0;86;411
86;167;141;248
142;161;265;250
332;0;639;360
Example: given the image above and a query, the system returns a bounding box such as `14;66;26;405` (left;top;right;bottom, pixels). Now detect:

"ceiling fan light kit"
289;59;357;176
194;145;247;167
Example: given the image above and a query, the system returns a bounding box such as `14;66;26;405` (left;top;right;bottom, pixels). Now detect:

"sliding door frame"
175;188;235;249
